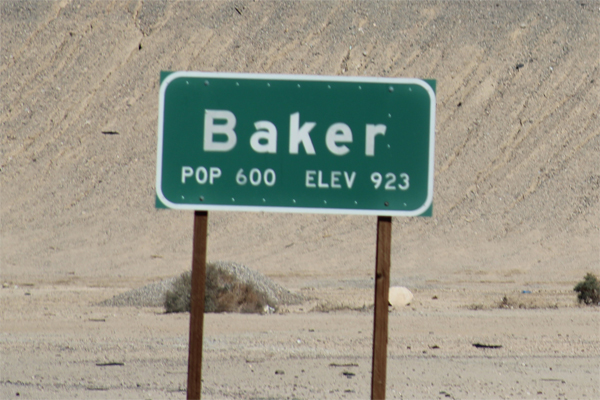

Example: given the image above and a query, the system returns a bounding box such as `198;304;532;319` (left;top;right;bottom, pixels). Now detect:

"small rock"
263;305;275;314
388;286;413;307
275;370;284;375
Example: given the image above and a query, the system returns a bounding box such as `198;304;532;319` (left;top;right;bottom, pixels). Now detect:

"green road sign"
156;72;435;216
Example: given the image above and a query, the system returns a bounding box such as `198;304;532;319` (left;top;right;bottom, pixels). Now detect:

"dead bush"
164;263;269;314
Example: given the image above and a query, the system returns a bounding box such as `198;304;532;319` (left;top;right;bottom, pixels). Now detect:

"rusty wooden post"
187;210;208;400
371;215;392;400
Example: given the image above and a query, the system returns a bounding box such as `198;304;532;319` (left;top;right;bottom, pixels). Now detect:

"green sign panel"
156;72;435;216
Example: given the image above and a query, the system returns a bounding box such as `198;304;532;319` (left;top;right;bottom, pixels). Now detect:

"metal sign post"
371;216;392;399
156;72;435;400
186;211;208;400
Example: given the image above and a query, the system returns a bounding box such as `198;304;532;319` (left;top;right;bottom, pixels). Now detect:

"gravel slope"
1;1;598;289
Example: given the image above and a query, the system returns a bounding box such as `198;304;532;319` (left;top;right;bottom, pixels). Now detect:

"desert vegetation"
164;263;271;314
574;273;600;306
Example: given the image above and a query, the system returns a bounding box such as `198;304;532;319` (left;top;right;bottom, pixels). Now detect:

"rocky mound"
98;261;303;308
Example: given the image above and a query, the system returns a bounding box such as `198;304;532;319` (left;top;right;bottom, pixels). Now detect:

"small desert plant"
574;273;600;305
499;295;512;309
164;263;270;314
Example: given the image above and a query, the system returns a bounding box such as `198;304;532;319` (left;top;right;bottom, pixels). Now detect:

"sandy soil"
1;1;599;399
2;285;599;399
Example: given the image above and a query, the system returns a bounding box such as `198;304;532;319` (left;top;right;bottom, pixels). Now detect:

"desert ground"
1;1;599;399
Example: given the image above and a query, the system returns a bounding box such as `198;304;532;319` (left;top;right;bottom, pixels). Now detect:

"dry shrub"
164;263;269;314
214;282;267;314
574;273;600;306
164;271;192;313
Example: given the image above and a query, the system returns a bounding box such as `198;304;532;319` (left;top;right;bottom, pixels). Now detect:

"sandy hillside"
1;1;599;399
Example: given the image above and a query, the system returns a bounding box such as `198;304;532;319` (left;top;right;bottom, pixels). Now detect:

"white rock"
263;305;275;314
388;286;413;307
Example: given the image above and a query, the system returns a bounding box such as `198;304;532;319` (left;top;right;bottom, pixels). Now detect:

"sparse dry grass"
497;295;558;310
464;291;574;311
309;301;372;313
